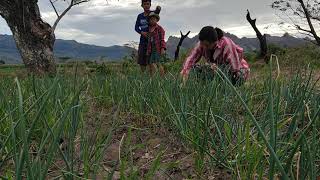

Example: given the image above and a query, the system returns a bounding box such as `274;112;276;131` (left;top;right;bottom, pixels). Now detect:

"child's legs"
137;42;148;72
140;65;147;72
158;64;165;77
148;63;156;75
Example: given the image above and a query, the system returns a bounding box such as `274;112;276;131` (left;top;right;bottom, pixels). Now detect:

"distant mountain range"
0;32;310;64
0;34;135;64
166;32;309;58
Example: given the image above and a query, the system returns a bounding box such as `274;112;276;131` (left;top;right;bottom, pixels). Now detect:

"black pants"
137;40;148;66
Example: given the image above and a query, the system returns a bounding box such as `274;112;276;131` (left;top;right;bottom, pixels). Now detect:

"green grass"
89;58;319;179
0;64;25;74
0;49;320;179
278;45;320;68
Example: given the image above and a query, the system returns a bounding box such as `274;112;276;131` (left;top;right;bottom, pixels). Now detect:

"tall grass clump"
1;58;319;179
91;60;320;179
0;71;116;179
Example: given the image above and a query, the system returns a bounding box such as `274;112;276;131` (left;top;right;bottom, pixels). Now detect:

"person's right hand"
181;72;188;86
141;32;148;38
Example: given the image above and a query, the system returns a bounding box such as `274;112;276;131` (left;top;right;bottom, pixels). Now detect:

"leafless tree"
271;0;320;46
175;30;190;61
0;0;89;74
246;10;268;61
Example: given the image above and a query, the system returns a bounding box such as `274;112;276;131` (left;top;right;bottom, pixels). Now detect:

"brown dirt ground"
90;100;232;179
46;97;232;179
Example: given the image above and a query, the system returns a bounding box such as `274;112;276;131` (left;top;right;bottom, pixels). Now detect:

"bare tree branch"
311;15;320;21
49;0;59;18
297;0;320;45
51;0;89;34
296;24;313;33
73;0;89;6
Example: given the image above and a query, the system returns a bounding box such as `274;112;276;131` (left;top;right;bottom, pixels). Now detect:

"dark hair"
154;6;161;14
215;27;224;40
198;26;218;43
141;0;151;5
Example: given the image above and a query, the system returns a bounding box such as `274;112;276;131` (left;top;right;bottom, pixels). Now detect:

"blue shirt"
135;12;149;44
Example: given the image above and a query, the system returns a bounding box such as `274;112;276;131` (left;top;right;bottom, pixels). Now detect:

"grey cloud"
1;0;284;46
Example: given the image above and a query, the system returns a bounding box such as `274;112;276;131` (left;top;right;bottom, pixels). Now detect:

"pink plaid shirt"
181;36;250;79
147;24;166;55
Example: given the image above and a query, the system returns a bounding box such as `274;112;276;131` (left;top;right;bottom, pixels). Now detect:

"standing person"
146;12;166;76
181;26;250;86
135;0;161;73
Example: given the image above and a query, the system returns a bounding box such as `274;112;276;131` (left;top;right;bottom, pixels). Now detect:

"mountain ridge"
0;32;310;64
0;34;135;64
166;32;309;58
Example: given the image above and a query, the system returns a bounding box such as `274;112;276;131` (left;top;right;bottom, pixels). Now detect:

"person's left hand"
210;63;217;71
160;48;165;56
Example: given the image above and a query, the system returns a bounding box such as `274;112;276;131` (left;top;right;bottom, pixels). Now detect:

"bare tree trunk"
175;31;191;61
12;28;56;75
1;0;56;75
246;10;268;61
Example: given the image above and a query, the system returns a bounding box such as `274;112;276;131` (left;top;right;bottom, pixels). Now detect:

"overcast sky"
0;0;291;47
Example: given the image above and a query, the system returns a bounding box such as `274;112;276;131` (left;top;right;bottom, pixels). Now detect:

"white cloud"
224;23;290;38
0;0;303;46
56;27;128;46
41;11;58;25
0;18;11;35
